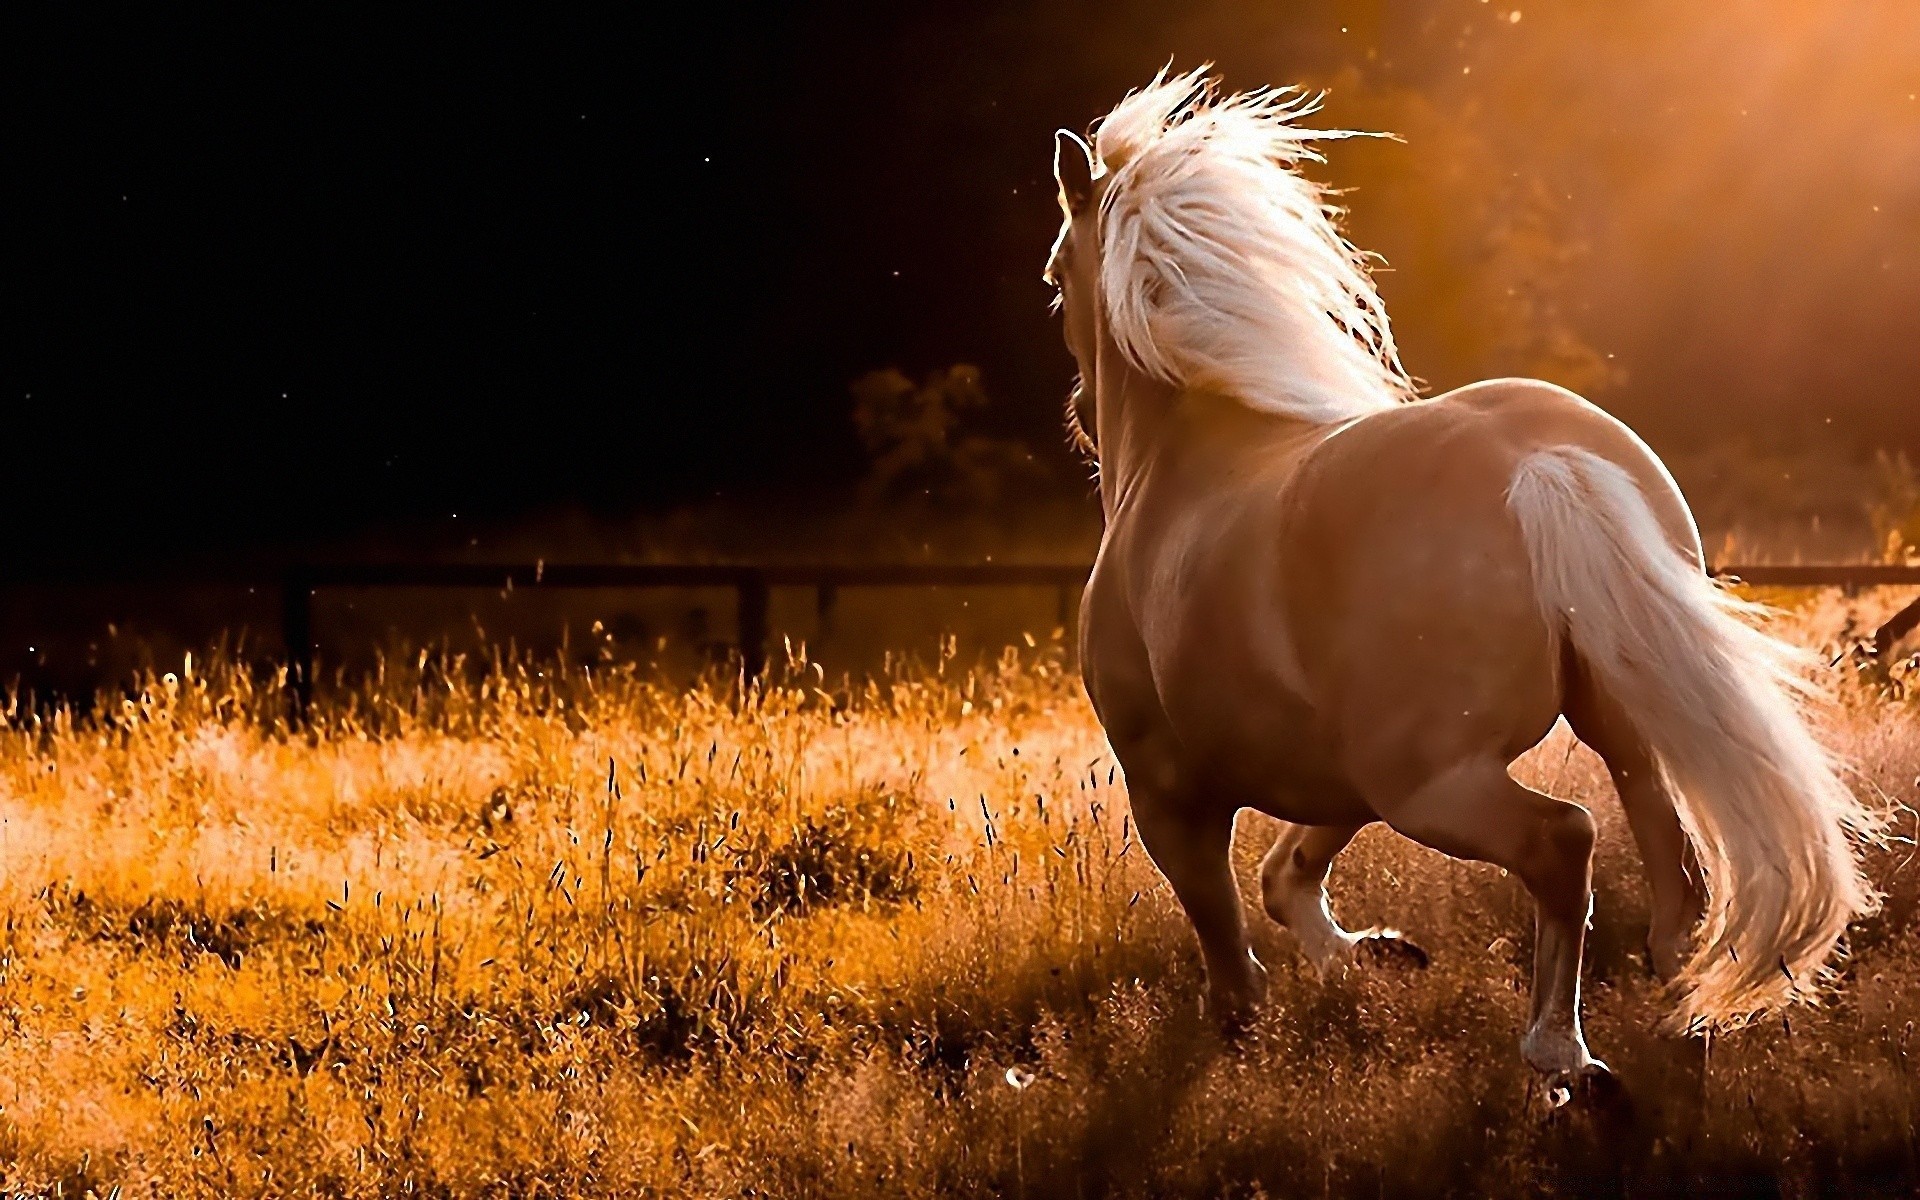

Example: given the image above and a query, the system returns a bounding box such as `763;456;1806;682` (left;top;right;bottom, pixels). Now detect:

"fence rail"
276;562;1096;707
261;560;1920;712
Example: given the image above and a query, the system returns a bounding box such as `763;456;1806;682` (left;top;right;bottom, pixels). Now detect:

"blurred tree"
1316;67;1623;398
1868;451;1920;563
849;365;1049;507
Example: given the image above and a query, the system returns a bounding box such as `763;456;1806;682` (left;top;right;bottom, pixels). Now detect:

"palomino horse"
1046;70;1875;1084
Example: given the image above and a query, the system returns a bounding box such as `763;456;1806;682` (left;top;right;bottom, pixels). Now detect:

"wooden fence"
264;561;1920;711
277;562;1090;710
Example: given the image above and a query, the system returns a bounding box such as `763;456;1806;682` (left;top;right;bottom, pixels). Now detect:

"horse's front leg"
1259;822;1366;972
1129;783;1267;1030
1083;588;1265;1029
1259;821;1429;976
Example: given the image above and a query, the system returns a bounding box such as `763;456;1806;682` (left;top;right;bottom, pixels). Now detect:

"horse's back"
1283;378;1698;601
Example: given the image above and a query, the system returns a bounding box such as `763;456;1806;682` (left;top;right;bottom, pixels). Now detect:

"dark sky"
14;3;1920;565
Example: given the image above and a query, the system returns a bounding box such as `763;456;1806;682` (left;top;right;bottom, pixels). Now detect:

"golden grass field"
0;591;1917;1197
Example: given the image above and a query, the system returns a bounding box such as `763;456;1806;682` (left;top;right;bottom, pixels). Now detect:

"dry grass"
0;595;1917;1197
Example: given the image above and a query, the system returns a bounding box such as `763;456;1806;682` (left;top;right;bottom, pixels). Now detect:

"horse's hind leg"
1563;666;1706;980
1131;796;1267;1029
1259;822;1428;974
1366;756;1603;1078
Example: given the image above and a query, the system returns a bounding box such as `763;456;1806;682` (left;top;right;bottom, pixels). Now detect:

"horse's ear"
1054;129;1096;213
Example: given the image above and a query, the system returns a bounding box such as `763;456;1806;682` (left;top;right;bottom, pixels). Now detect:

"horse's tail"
1506;445;1877;1031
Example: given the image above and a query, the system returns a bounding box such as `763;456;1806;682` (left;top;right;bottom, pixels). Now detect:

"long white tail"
1507;445;1878;1030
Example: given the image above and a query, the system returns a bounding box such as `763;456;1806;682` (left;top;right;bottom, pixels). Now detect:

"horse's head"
1045;129;1104;458
1045;70;1415;461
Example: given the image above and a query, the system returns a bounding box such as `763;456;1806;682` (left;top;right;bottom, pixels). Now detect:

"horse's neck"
1091;343;1179;520
1092;349;1325;524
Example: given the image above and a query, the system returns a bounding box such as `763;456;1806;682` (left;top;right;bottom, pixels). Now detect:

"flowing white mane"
1092;69;1416;424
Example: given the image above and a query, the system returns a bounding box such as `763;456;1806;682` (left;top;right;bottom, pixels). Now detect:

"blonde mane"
1093;69;1416;424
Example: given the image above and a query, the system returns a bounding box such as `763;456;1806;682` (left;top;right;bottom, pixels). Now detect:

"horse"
1044;68;1877;1085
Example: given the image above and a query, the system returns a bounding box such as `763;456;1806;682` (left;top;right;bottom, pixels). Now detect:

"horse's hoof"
1203;988;1263;1041
1354;929;1430;970
1205;954;1268;1037
1212;1005;1258;1042
1542;1059;1623;1113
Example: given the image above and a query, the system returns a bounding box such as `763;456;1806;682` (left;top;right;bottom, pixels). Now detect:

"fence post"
738;571;770;683
282;570;315;719
815;582;837;641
